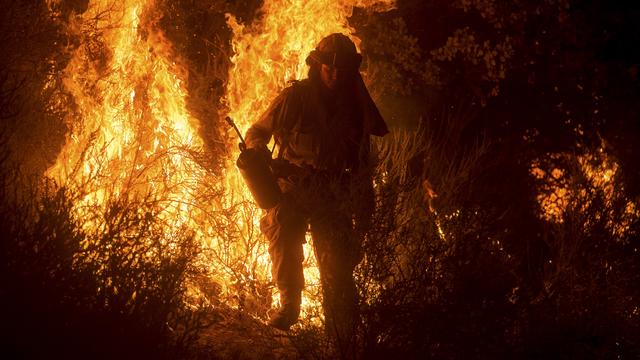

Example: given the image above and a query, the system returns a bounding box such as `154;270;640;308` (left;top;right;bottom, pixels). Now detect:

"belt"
271;160;353;182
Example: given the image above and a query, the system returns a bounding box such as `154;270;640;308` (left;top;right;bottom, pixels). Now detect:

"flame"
46;0;395;325
47;0;205;229
45;0;231;304
532;149;638;237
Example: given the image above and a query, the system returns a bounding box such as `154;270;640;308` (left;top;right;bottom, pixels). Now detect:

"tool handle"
225;116;247;151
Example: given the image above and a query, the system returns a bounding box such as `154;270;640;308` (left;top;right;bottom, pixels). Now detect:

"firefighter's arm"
244;121;272;164
245;117;272;150
245;86;292;150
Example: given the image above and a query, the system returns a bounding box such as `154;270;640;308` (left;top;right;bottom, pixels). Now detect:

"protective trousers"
260;174;362;356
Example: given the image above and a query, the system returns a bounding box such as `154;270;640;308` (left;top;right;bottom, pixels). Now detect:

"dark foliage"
344;1;640;358
0;168;209;359
0;1;213;348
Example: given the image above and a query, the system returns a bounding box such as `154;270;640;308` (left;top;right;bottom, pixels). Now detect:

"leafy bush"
0;170;210;359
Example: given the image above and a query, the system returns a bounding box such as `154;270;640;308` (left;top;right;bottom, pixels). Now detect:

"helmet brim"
306;50;362;70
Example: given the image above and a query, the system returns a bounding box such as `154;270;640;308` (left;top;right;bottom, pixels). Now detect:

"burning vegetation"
1;0;639;359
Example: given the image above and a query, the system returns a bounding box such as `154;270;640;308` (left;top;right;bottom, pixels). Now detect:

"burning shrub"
348;110;639;359
0;171;210;359
521;148;640;358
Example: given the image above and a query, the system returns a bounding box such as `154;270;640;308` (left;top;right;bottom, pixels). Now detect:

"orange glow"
46;0;246;307
532;149;638;236
46;0;395;324
47;0;205;228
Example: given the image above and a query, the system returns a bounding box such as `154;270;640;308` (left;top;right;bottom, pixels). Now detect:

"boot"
268;290;301;331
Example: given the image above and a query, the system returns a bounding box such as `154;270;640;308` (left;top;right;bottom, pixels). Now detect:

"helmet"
305;33;362;69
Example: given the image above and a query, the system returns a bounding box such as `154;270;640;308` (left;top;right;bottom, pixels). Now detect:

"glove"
252;145;272;163
237;145;272;169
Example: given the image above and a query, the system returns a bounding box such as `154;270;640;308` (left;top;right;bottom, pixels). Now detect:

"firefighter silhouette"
243;33;388;353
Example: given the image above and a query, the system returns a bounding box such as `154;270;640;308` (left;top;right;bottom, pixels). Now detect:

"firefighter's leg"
260;198;307;330
311;212;360;358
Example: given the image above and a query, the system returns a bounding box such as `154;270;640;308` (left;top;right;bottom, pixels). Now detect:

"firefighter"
244;33;388;350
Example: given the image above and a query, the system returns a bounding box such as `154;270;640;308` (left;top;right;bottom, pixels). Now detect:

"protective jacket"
245;76;388;172
245;70;386;352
